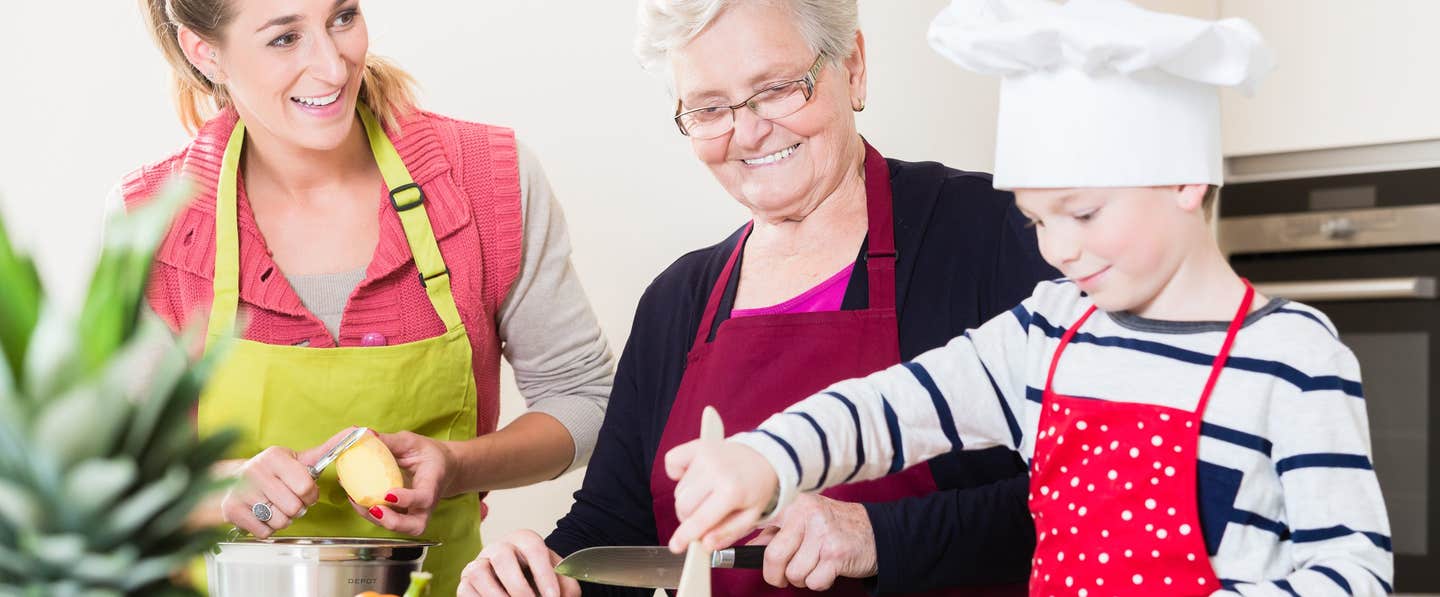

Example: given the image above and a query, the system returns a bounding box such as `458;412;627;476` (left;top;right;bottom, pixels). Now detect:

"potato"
334;432;404;508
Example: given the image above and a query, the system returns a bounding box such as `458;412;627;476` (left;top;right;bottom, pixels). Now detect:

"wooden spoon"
675;406;724;597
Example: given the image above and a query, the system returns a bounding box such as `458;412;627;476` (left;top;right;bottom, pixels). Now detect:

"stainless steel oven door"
1233;246;1439;592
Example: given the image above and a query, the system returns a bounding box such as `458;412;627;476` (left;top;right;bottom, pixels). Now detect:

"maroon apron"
650;143;1020;596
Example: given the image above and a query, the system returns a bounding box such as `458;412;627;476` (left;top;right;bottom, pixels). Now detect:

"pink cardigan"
121;107;524;437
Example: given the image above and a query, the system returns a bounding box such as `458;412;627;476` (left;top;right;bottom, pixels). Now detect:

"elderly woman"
460;1;1053;595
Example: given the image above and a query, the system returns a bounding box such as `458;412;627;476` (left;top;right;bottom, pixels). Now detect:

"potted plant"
0;182;237;597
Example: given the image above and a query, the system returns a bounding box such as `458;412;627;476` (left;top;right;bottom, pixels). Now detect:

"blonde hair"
635;0;858;91
140;0;418;134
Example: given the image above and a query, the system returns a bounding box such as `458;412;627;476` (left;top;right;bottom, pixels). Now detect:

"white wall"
1219;0;1440;156
0;0;1002;541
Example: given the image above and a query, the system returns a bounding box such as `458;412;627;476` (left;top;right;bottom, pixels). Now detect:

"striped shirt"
735;280;1394;595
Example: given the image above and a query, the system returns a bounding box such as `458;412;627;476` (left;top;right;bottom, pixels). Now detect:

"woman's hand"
665;438;779;552
219;427;356;538
350;430;459;536
749;493;878;590
458;529;579;597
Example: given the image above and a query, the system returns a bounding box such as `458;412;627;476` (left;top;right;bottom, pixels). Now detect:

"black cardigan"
547;157;1058;594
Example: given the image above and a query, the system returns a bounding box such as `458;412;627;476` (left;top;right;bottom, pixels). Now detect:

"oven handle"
1253;277;1437;302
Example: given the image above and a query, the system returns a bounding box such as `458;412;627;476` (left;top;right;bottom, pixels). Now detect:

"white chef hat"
928;0;1275;189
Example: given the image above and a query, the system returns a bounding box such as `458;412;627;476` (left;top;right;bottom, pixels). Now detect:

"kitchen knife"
553;545;767;589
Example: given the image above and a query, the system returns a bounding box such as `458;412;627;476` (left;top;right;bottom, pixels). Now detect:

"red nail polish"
385;493;398;504
370;506;384;519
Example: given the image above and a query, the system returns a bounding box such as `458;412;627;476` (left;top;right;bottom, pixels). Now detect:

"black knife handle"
717;545;767;569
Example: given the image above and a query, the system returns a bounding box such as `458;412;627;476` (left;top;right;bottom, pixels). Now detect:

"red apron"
650;144;1020;596
1027;282;1254;596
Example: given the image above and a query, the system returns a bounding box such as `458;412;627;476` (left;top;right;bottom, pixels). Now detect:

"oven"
1221;166;1440;593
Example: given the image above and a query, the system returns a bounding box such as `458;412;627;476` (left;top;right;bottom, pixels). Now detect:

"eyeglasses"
673;54;825;139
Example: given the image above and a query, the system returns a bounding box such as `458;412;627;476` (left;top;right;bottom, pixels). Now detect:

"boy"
664;0;1393;594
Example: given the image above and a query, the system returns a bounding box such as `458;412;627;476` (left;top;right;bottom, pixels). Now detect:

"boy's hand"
665;438;780;552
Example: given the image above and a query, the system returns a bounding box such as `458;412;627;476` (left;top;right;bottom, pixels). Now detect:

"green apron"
198;106;483;596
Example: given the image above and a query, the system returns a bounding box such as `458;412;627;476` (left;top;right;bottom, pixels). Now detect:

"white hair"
634;0;859;90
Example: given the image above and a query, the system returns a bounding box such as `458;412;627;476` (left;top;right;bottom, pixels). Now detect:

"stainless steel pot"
206;537;437;597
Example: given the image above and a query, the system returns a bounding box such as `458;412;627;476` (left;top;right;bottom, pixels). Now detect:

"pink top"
732;266;854;317
120;107;524;437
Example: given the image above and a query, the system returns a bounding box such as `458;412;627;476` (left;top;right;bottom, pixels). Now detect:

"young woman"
121;1;614;593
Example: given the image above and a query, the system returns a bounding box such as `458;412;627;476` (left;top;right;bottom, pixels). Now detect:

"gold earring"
853;99;866;112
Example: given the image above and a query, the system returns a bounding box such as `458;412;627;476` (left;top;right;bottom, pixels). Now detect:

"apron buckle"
419;268;450;288
390;183;426;212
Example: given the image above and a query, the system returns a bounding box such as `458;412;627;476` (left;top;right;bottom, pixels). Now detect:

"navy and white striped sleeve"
1226;344;1394;597
732;290;1038;512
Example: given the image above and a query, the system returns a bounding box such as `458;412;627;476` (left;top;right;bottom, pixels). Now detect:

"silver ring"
252;502;274;523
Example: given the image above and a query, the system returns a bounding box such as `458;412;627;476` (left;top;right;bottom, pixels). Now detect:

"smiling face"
211;0;369;152
669;0;866;219
1014;187;1210;314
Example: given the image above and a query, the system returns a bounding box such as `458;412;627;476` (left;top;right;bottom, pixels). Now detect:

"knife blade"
307;426;370;479
553;545;766;589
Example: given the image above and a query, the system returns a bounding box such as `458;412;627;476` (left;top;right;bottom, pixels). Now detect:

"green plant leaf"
0;207;43;384
34;386;127;470
0;343;17;416
139;425;194;487
128;492;208;551
0;480;43;535
0;543;35;577
58;459;138;534
119;552;198;593
70;545;139;586
183;429;239;474
114;324;190;459
0;178;232;596
78;181;192;376
0;395;30;481
19;306;83;405
124;580;201;597
24;583;122;597
27;533;86;571
94;466;188;545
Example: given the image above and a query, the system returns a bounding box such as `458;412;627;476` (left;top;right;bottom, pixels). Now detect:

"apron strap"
860;141;896;311
689;141;899;348
1044;282;1255;415
692;222;752;350
1193;281;1255;416
1043;304;1098;393
206;108;467;346
206;121;250;346
359;106;465;332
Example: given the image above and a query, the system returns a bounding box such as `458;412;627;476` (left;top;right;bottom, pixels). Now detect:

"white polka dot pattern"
1026;300;1241;595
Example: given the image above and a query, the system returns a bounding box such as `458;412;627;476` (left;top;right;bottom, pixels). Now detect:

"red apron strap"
861;141;897;311
691;142;897;348
691;222;753;349
1194;281;1255;416
1044;304;1098;393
